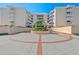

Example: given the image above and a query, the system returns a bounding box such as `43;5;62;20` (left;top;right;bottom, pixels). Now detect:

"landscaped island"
31;20;49;34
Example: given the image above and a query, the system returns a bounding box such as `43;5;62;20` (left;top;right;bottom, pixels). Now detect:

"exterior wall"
33;14;48;26
74;8;79;26
0;26;32;34
32;14;38;25
72;26;79;34
49;6;79;27
48;9;55;27
53;9;56;26
0;25;9;33
8;26;32;34
49;8;66;27
65;6;77;26
15;8;26;27
0;8;9;25
43;14;48;25
49;5;79;34
25;13;33;28
55;8;66;27
0;5;79;34
52;26;72;34
0;7;30;27
0;7;32;34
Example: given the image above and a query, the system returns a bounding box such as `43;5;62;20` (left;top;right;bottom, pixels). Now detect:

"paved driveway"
0;33;78;55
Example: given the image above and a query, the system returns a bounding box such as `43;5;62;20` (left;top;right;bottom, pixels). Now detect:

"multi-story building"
49;5;79;34
0;6;33;27
1;5;79;34
0;6;33;34
49;5;79;27
48;10;54;27
33;13;48;26
25;12;33;28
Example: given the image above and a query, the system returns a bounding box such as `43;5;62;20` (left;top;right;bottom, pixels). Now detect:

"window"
67;20;72;24
66;12;71;14
9;21;15;27
10;11;15;14
37;18;43;20
66;16;74;21
37;15;43;18
10;8;15;10
26;26;32;28
9;10;16;19
49;21;54;24
28;19;33;22
66;11;75;15
66;11;73;14
25;21;32;28
67;20;71;22
66;16;72;18
26;22;31;24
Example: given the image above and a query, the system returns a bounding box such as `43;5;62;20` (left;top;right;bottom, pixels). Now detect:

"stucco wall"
52;26;72;34
72;26;79;34
0;26;31;34
0;25;9;33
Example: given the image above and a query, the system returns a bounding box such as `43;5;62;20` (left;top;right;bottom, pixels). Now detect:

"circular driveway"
0;32;74;55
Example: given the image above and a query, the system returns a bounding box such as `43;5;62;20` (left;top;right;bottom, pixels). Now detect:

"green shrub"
32;20;48;31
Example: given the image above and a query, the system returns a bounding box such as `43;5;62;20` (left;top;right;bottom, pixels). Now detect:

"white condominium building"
49;5;79;34
1;5;79;34
49;5;79;27
25;12;33;28
33;13;48;26
0;6;33;27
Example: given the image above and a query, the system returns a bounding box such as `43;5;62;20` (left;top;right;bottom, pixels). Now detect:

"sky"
0;3;79;14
